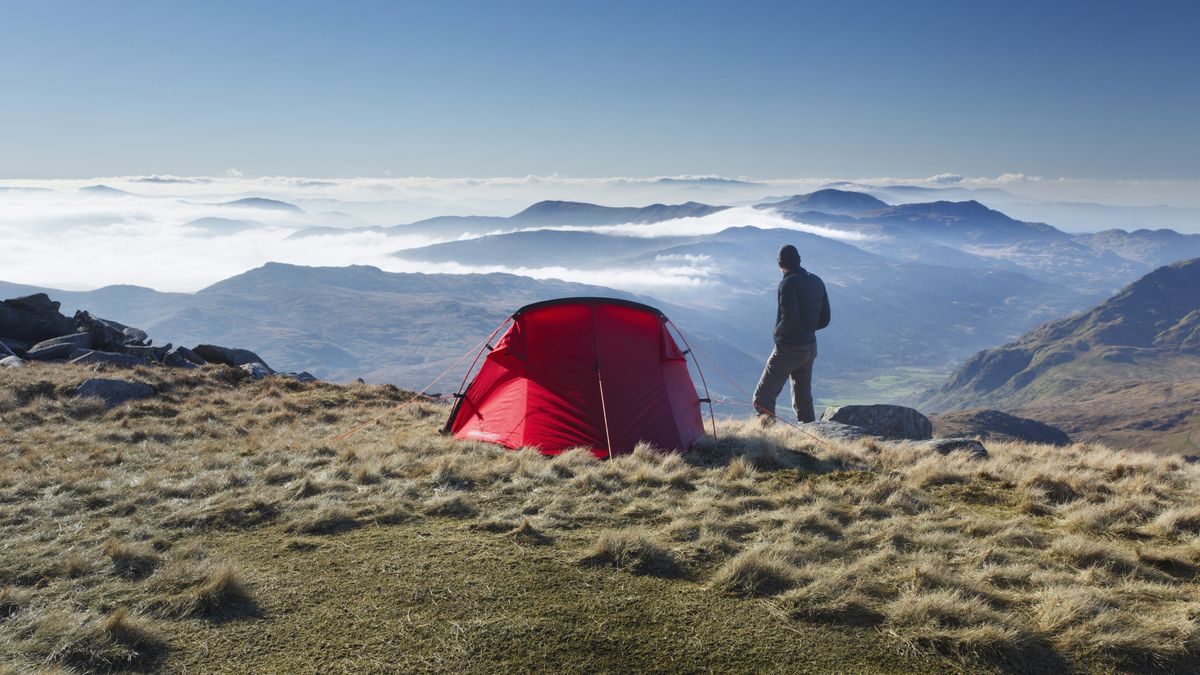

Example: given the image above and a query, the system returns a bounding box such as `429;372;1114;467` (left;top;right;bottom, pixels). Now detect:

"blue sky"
2;0;1197;179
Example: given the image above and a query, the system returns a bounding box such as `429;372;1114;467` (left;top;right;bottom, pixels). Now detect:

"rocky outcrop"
25;333;93;361
70;350;148;369
193;344;270;368
820;404;933;440
74;311;149;351
0;294;74;343
0;293;308;383
930;409;1071;446
164;346;205;368
75;378;155;407
240;362;274;380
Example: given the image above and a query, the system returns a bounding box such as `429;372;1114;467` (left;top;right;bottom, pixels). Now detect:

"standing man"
753;245;831;424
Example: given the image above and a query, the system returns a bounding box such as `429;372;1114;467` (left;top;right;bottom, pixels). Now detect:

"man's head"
777;245;801;272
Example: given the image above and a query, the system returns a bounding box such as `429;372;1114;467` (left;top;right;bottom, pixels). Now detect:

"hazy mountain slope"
396;230;697;267
2;264;758;393
288;200;728;239
923;258;1200;453
761;188;889;215
399;225;1086;402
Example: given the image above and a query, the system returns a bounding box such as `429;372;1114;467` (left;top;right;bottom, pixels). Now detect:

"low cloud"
582;206;879;243
3;174;1199;294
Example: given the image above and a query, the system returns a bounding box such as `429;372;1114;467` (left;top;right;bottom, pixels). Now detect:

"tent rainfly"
443;297;710;457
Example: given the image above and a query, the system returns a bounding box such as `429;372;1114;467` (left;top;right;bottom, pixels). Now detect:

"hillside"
923;258;1200;453
402;224;1084;400
2;362;1200;672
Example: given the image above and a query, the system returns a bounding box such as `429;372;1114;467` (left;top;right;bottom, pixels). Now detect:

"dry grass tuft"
286;503;359;535
709;546;799;597
580;529;681;577
20;607;166;670
422;492;478;518
188;563;255;618
511;517;551;545
1151;506;1200;536
1050;535;1138;573
0;586;31;618
103;539;160;580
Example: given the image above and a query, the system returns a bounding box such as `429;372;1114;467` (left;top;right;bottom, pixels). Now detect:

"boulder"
25;333;93;361
915;437;989;459
194;344;271;369
240;362;273;380
820;404;933;440
0;337;29;357
0;294;74;343
281;371;317;382
929;409;1071;446
163;346;205;368
74;378;154;407
4;294;59;313
1;355;23;368
70;350;148;369
798;420;874;442
73;311;150;350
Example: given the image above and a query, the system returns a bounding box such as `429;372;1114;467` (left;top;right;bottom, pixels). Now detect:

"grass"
1;362;1199;672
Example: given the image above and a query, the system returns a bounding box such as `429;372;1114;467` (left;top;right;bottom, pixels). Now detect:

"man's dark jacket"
774;267;831;345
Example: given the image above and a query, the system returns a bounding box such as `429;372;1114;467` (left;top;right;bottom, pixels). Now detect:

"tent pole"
666;320;718;442
596;366;614;460
441;317;513;434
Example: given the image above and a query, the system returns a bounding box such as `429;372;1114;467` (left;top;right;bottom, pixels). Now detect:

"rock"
798;420;874;442
916;437;989;459
25;332;93;361
0;295;74;343
930;409;1071;446
194;344;271;369
820;404;933;440
74;378;154;407
163;346;205;368
1;355;23;368
4;293;59;313
240;362;273;380
286;371;318;382
0;337;29;357
73;311;150;350
70;350;148;368
123;344;170;363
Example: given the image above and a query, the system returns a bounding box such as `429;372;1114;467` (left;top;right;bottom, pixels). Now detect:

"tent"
443;297;711;457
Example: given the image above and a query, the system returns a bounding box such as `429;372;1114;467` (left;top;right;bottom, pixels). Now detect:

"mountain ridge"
922;258;1200;453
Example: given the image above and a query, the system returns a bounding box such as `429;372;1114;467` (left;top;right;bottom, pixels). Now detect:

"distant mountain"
288;200;729;240
79;184;134;196
221;197;304;213
397;230;694;267
923;258;1200;453
762;189;889;215
1074;229;1200;267
756;193;1197;296
859;200;1067;244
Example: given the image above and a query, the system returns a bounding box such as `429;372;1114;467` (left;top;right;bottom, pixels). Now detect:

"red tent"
444;298;709;457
